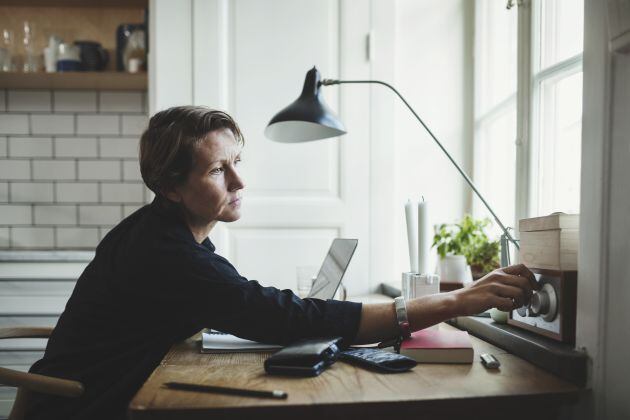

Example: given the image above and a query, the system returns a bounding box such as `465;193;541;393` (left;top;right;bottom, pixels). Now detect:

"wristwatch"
394;296;411;338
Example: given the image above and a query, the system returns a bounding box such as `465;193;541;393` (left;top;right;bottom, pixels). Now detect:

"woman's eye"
210;167;224;175
234;159;242;166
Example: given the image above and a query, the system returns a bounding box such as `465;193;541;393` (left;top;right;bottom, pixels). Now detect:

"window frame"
472;0;519;236
514;0;583;231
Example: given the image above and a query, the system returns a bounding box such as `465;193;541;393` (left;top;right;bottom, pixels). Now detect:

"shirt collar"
150;195;216;253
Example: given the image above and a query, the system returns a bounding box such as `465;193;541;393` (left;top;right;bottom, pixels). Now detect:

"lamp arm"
322;78;519;250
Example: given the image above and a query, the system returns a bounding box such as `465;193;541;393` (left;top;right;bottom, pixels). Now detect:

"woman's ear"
161;187;182;203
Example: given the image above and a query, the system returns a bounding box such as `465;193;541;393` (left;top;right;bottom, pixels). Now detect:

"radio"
509;213;579;343
508;268;577;343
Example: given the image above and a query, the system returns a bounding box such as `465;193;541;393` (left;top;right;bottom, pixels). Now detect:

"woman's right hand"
451;264;540;316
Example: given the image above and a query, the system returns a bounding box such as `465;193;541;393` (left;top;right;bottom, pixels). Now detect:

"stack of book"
400;329;474;363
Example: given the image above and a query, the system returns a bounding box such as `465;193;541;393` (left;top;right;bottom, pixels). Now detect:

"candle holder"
401;272;440;300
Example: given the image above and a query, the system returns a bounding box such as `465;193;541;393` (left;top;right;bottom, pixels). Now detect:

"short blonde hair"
139;106;244;195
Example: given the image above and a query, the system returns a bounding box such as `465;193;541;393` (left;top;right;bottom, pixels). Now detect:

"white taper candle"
405;199;419;273
418;198;430;275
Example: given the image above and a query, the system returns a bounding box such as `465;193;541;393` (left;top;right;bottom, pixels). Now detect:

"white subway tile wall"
99;137;139;158
0;160;31;180
56;227;99;248
55;182;99;203
10;182;54;203
76;114;120;136
31;114;75;135
0;205;32;224
8;90;52;112
0;89;149;249
0;182;7;201
78;160;121;181
12;227;54;248
53;91;98;113
99;92;143;113
0;114;29;134
0;227;8;247
0;136;6;157
101;183;144;203
122;160;143;181
9;136;53;158
121;115;147;135
55;137;98;158
34;205;77;225
78;205;122;226
33;160;76;180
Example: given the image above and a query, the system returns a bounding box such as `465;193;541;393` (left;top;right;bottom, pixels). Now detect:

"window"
531;0;583;216
473;0;584;236
473;0;518;235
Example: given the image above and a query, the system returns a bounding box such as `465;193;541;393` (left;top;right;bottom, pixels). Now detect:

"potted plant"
433;215;500;282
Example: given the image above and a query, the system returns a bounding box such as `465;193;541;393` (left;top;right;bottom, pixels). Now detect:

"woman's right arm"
353;264;539;344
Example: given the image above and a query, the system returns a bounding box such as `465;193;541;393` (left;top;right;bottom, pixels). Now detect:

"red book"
400;329;474;364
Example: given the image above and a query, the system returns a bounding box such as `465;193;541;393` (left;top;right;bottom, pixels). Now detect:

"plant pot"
470;263;500;280
437;255;473;284
470;264;487;280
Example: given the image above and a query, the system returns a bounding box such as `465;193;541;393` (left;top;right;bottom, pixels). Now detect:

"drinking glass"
296;266;317;298
1;29;14;72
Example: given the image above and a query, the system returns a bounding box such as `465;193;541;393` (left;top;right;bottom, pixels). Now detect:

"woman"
25;106;536;419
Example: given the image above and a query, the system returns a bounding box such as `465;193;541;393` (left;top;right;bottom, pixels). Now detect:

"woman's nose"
228;168;245;191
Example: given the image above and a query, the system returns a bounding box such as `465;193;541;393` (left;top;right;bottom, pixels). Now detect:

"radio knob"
530;291;550;315
529;283;558;321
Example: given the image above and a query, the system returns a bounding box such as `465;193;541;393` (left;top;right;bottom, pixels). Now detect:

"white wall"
602;51;630;419
388;0;474;280
577;0;630;418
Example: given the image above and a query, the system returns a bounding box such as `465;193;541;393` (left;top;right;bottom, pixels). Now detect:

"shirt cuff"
323;299;363;347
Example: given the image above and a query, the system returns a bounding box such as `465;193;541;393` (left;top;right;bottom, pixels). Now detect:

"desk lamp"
265;67;519;266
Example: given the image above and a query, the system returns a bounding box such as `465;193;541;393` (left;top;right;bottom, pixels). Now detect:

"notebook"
399;329;474;364
201;331;282;353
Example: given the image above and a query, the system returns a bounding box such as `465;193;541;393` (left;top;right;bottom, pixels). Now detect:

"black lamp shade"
265;67;346;143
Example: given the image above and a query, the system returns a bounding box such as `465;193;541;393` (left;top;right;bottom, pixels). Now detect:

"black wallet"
340;348;417;373
264;337;342;377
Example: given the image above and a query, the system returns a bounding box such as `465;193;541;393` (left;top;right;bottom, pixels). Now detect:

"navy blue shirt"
26;198;362;419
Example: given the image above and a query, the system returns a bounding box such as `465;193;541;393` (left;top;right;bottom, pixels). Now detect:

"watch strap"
394;296;411;338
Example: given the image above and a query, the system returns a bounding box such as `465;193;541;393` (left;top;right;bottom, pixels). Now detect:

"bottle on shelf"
22;21;40;72
0;29;15;72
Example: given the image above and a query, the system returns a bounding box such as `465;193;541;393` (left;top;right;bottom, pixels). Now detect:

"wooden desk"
129;323;580;420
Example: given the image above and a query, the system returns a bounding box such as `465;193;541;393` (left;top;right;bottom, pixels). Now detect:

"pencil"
163;381;288;399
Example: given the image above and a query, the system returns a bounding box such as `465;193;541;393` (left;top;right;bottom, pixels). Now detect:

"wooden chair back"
0;327;84;420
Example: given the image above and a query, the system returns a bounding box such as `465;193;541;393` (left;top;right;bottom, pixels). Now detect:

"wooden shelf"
0;72;147;91
0;3;147;73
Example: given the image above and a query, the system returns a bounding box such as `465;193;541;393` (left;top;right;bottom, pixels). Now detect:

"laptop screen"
307;238;358;300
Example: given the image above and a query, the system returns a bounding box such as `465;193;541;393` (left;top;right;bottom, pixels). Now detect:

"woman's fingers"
489;283;527;308
495;273;535;305
463;264;541;314
491;295;515;312
502;264;539;290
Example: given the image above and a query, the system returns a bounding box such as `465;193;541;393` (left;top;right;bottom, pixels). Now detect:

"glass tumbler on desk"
296;266;317;298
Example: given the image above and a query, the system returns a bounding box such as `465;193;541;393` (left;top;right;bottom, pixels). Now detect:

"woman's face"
167;128;245;229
